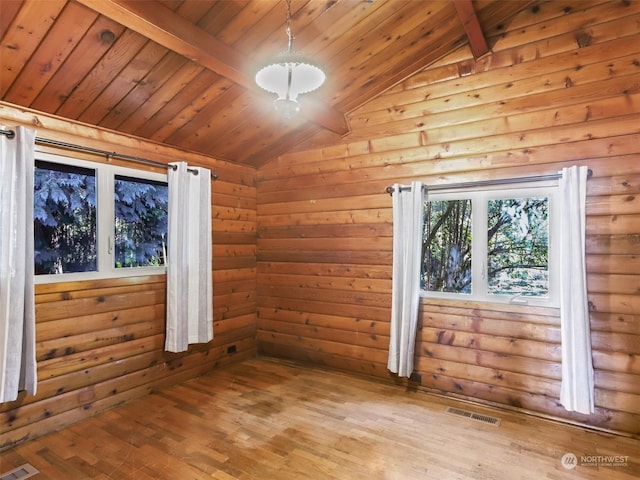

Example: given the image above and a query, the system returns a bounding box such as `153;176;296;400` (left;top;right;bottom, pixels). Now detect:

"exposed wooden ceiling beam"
452;0;490;59
76;0;350;136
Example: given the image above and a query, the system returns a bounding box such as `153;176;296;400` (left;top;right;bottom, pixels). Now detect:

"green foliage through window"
114;175;168;268
33;157;168;278
487;197;548;296
421;190;552;303
422;199;472;293
34;161;97;274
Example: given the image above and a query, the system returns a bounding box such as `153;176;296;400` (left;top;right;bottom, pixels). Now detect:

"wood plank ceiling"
0;0;534;167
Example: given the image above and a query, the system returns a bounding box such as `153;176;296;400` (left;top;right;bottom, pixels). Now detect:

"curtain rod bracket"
0;129;16;139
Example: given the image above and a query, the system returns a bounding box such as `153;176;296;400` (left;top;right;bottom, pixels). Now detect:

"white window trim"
34;151;168;285
419;181;560;308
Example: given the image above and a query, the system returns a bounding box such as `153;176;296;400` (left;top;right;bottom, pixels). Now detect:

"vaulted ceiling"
0;0;534;167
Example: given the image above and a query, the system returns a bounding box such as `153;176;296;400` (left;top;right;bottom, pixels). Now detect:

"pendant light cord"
285;0;293;53
284;0;294;100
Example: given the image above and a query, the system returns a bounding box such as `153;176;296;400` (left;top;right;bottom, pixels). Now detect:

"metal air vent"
445;406;501;426
0;463;39;480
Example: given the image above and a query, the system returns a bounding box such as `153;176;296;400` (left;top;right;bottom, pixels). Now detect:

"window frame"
34;151;168;285
419;181;560;308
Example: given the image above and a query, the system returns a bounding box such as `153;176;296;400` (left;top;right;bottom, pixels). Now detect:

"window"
33;152;168;283
114;175;168;268
420;184;559;307
34;160;97;275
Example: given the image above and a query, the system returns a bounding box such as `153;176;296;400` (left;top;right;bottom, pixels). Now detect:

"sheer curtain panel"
165;162;213;353
559;165;594;414
387;181;424;377
0;126;37;402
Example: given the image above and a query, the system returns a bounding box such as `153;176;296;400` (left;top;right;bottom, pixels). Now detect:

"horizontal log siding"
0;105;257;450
256;1;640;436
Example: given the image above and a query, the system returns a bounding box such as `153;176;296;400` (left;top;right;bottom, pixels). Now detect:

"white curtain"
165;162;213;352
0;127;37;402
559;165;594;414
388;181;424;377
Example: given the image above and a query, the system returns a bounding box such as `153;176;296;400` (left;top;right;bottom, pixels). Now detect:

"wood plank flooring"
2;357;638;479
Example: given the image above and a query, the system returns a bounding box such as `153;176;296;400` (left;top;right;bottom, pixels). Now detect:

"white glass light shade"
255;54;325;102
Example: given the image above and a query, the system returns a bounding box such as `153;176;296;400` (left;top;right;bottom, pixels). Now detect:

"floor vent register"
445;406;501;426
0;464;39;480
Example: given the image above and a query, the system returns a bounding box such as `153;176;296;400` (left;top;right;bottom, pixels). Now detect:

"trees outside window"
422;199;472;293
34;161;97;274
487;197;549;297
33;153;167;282
421;186;558;306
114;175;167;268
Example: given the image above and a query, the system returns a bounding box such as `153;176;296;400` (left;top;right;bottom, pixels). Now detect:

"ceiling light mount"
255;0;325;119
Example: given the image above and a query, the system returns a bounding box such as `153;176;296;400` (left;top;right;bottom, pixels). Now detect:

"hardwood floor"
2;357;638;479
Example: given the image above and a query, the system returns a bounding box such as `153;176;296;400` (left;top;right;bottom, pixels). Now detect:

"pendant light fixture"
255;0;326;119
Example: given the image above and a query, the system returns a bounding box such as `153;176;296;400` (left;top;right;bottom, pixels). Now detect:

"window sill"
34;266;167;285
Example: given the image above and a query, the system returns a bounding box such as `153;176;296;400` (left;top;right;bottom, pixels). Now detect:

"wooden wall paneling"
258;296;390;324
213;268;256;295
37;333;165;380
0;350;158;415
258;307;389;338
36;319;164;362
259;285;390;310
418;326;561;363
34;288;165;323
258;261;391;279
590;311;638;336
258;250;390;266
487;0;635;51
35;277;166;303
256;2;640;437
255;135;640;198
258;319;388;351
356;14;640;118
257;342;393;379
588;273;640;295
417;353;560;398
592;349;640;375
256;330;388;364
353;51;640;131
257;272;390;295
36;304;164;346
0;105;257;450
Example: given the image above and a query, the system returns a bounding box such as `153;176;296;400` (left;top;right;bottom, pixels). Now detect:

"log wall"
256;0;640;436
0;104;257;450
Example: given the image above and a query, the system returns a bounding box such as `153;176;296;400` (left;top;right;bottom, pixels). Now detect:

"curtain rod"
0;128;219;181
385;169;593;195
